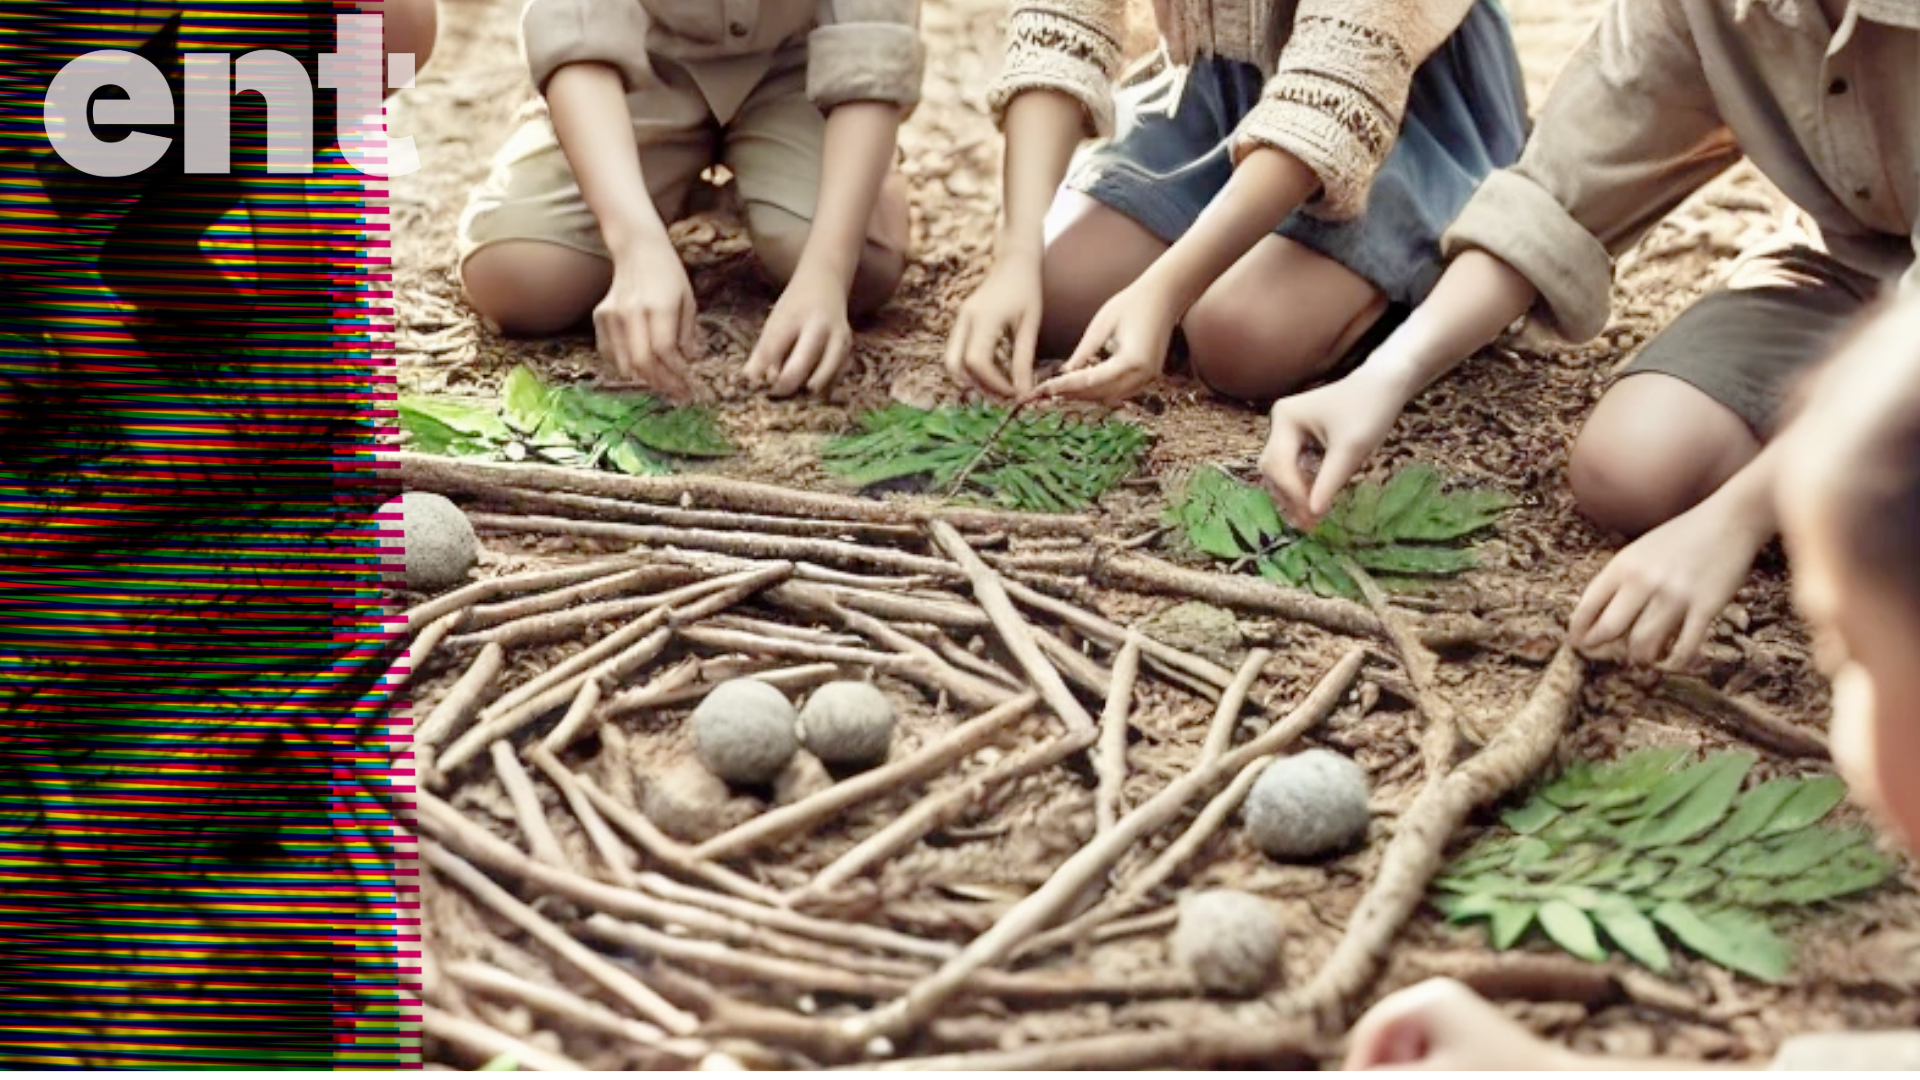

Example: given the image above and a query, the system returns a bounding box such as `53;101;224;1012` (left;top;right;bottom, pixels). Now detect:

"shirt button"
1855;185;1872;200
1829;77;1849;94
729;20;749;35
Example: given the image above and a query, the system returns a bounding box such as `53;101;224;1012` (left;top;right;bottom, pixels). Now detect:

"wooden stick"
414;641;502;749
1090;905;1178;943
402;554;643;634
1342;555;1468;755
820;602;1017;709
388;608;463;693
928;521;1094;734
525;749;785;907
768;580;991;631
932;634;1025;691
450;565;779;650
464;565;689;630
446;961;709;1062
1660;674;1828;760
399;451;1097;536
631;872;955;963
533;677;606;760
862;1022;1322;1072
678;625;909;672
707;614;864;648
836;649;1365;1046
421;841;700;1036
1094;635;1144;835
463;483;923;541
1202;648;1272;764
691;692;1042;862
794;725;1098;903
468;512;962;580
1030;627;1111;698
421;1004;585;1072
997;574;1234;690
490;741;569;869
604;662;837;716
540;744;638;888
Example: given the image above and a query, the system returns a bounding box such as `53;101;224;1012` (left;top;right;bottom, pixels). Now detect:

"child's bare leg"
460;242;611;335
1037;193;1168;359
1181;234;1389;402
743;172;909;318
1570;373;1762;536
381;0;436;81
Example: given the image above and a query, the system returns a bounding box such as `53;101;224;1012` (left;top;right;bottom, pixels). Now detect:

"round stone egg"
643;756;757;843
797;681;896;767
1244;748;1371;861
389;492;478;593
1170;888;1283;998
692;678;800;786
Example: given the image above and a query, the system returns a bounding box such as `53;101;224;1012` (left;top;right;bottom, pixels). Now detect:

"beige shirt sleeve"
1233;0;1478;221
520;0;656;95
1771;1030;1920;1070
986;0;1131;137
808;0;927;112
1440;0;1742;342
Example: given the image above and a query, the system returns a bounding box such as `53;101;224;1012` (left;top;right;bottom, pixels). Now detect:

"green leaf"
1491;901;1537;950
1634;753;1740;822
1729;825;1872;879
606;441;668;476
1652;902;1792;982
1501;798;1562;835
1352;543;1480;577
480;1053;520;1071
500;364;551;434
1369;465;1444;536
1646;868;1720;902
1689;777;1808;859
1631;751;1755;848
398;395;512;441
1724;844;1895;907
625;405;735;457
1758;775;1849;837
1538;899;1607;963
1590;895;1672;974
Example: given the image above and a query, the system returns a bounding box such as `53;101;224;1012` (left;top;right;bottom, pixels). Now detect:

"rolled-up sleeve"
1233;1;1475;221
1440;0;1740;342
521;0;655;95
984;0;1129;137
808;0;927;112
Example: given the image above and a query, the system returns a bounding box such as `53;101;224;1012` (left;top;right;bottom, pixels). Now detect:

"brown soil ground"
395;0;1920;1069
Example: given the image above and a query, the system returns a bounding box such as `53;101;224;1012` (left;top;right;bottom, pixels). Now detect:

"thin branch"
490;741;569;869
812;599;1016;709
464;565;691;630
996;574;1234;691
691;692;1041;862
928;521;1094;734
1202;648;1273;765
462;483;923;541
1660;674;1828;760
1095;635;1144;835
402;554;644;634
767;580;991;631
540;744;638;887
1342;555;1469;755
414;640;502;749
449;563;784;650
532;677;607;762
421;1004;586;1072
446;961;709;1062
632;872;956;963
1030;626;1111;698
677;624;911;672
603;661;837;717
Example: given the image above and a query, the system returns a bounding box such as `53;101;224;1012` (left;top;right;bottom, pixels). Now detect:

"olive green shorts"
1622;242;1885;437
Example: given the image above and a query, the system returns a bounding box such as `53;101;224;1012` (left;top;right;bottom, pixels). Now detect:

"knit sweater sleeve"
985;0;1131;137
1233;0;1477;220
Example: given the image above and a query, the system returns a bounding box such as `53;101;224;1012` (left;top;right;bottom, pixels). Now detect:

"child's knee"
1182;292;1367;403
460;241;608;335
1569;421;1713;536
745;199;906;316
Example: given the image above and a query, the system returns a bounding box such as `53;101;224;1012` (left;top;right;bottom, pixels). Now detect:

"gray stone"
642;756;756;843
797;680;896;767
1245;749;1370;861
1170;888;1283;998
692;678;800;786
393;492;478;593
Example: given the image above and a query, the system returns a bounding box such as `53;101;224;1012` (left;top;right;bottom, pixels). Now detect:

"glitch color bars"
0;1;409;1066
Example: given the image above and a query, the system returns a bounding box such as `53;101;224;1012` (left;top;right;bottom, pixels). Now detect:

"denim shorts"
1068;0;1530;308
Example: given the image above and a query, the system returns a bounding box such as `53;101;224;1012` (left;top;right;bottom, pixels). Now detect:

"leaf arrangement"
398;365;733;475
1165;465;1511;600
820;403;1150;514
1435;748;1895;981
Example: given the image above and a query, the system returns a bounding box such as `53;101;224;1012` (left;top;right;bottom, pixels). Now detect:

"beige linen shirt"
1441;0;1920;342
519;0;924;124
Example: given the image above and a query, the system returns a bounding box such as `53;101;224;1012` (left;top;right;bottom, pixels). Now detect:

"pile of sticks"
395;453;1591;1069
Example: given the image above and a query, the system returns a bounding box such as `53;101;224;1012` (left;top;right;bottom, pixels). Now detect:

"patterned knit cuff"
986;6;1122;137
1231;90;1386;221
519;0;654;95
808;23;926;112
1441;169;1616;343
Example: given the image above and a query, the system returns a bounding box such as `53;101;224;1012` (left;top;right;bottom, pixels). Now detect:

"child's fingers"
1310;439;1368;520
805;327;853;395
773;320;831;397
747;316;797;387
1011;312;1042;397
942;311;975;385
1036;360;1123;402
1259;420;1315;528
649;313;694;401
679;292;701;363
1627;595;1685;667
1575;575;1653;651
1667;606;1719;672
962;319;1017;399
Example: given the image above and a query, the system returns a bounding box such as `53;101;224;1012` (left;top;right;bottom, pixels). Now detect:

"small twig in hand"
414;640;502;749
421;841;700;1036
422;1004;586;1072
692;692;1041;862
490;741;569;869
1095;635;1144;835
943;397;1031;500
835;649;1365;1049
446;961;710;1062
928;521;1095;734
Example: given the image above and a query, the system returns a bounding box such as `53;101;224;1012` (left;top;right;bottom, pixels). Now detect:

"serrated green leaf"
607;441;667;476
1491;901;1537;949
1538;899;1607;962
1647;868;1720;901
625;406;734;457
1591;895;1672;974
1369;465;1443;535
396;404;465;455
1758;775;1849;837
1632;751;1755;848
1652;902;1791;982
1502;798;1562;835
1688;777;1807;862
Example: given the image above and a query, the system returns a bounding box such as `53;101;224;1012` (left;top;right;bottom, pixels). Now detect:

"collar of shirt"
1735;0;1920;29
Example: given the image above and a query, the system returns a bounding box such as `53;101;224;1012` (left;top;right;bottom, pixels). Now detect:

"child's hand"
1344;978;1575;1070
746;272;854;397
1570;497;1768;668
595;247;699;401
1261;372;1404;530
1035;280;1178;405
946;253;1045;399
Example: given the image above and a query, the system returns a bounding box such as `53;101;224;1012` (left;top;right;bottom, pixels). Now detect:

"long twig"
768;580;991;631
388;608;464;693
632;872;955;963
463;484;924;541
414;640;503;749
794;724;1099;904
1095;635;1144;835
691;692;1042;862
1202;648;1273;764
996;574;1235;690
421;1004;587;1072
1660;674;1828;760
539;744;638;887
861;1016;1323;1071
450;564;782;649
928;521;1094;734
836;649;1366;1047
399;451;1097;536
677;625;911;671
402;554;644;634
490;741;569;869
1342;555;1469;755
603;661;837;716
533;677;606;760
808;600;1016;709
464;565;691;630
421;841;700;1036
446;961;709;1062
1030;627;1111;698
